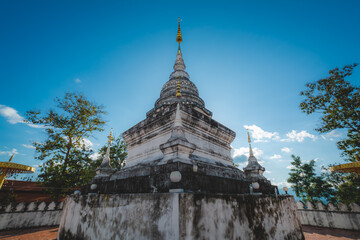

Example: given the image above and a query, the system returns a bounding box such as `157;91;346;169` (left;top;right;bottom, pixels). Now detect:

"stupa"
85;19;274;195
58;20;304;240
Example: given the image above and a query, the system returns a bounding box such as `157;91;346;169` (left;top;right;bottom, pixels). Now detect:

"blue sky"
0;0;359;193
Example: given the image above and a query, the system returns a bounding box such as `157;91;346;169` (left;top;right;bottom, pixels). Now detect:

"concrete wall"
0;201;63;230
296;201;360;231
58;193;304;240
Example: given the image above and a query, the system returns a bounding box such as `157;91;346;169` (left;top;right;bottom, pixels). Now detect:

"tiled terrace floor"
0;225;359;240
0;226;57;240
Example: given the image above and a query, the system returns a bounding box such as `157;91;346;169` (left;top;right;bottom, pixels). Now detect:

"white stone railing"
296;201;360;231
0;201;64;230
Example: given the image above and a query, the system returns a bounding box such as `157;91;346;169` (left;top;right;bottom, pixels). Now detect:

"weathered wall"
58;193;304;240
59;193;180;240
296;201;360;231
0;201;63;230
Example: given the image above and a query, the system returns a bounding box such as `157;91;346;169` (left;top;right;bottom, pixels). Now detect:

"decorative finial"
176;17;182;44
176;76;181;97
9;154;14;162
108;128;114;144
247;130;254;157
243;129;265;179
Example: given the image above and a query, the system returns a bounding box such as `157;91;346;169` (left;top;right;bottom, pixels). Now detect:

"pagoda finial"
173;18;186;71
9;154;14;162
108;128;114;145
176;17;182;44
247;130;254;157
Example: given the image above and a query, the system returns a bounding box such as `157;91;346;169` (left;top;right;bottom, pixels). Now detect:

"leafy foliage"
298;64;360;204
26;92;106;200
300;63;359;161
322;165;360;205
93;135;127;171
0;181;17;206
287;155;334;203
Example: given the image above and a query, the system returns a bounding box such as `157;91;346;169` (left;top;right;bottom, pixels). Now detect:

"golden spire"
176;76;181;97
9;154;14;162
176;17;182;44
247;130;254;157
108;128;114;144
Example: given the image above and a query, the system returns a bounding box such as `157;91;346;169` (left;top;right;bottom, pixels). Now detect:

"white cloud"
0;105;24;124
320;164;329;173
281;147;292;153
65;137;93;150
270;154;282;159
75;78;81;83
25;122;46;129
265;170;271;174
281;130;316;142
0;104;45;128
232;146;263;158
236;162;248;169
22;144;36;149
286;165;294;169
89;152;101;160
321;130;341;141
0;148;19;156
243;124;279;142
81;138;93;149
273;181;292;188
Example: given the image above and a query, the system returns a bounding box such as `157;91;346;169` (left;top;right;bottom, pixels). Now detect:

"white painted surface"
59;194;179;240
0;210;61;230
0;201;63;230
170;171;182;182
58;194;303;240
38;202;46;211
298;210;360;230
27;202;36;211
123;105;235;168
296;201;360;231
15;202;25;212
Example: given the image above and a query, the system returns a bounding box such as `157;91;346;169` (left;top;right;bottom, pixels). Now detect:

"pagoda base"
84;161;276;195
58;193;304;240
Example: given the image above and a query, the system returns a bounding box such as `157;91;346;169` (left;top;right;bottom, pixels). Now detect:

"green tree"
300;63;359;162
26;92;106;200
322;165;360;205
93;135;127;171
299;63;360;204
287;155;334;203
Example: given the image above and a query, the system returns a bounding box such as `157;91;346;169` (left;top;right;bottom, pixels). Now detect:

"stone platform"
58;193;304;240
86;161;276;195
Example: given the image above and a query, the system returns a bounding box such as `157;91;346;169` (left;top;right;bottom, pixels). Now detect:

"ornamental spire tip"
108;128;114;144
9;154;14;162
247;130;254;157
176;17;182;44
